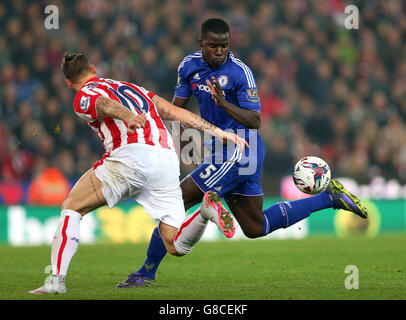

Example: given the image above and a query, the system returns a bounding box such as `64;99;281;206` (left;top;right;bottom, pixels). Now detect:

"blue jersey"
175;51;261;132
174;51;265;199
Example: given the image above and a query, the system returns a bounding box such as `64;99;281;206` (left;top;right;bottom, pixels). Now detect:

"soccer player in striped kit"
29;53;247;294
126;18;368;288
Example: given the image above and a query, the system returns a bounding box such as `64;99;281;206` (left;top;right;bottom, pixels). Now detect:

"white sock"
51;209;82;276
173;209;208;256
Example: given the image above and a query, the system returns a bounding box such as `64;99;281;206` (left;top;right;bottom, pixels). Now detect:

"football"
293;156;331;194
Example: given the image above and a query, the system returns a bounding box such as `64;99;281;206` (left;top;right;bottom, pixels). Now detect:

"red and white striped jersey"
73;77;176;163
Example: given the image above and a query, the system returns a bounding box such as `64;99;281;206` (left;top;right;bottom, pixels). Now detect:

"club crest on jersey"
80;96;90;112
217;75;229;87
246;88;259;102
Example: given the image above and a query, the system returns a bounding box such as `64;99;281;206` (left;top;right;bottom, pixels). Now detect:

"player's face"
200;32;230;68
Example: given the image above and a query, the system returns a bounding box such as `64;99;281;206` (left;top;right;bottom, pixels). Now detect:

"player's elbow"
254;117;261;129
249;115;261;129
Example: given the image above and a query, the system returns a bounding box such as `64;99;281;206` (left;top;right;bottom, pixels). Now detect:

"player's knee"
240;224;263;239
61;197;87;216
182;194;200;211
61;197;72;211
166;243;184;257
242;230;262;239
180;177;202;210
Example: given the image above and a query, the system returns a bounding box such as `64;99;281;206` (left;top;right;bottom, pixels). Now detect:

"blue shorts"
191;134;265;201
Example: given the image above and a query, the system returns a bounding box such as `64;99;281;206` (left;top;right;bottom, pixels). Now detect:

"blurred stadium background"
1;0;406;246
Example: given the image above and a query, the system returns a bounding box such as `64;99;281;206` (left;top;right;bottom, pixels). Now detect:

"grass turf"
1;233;405;300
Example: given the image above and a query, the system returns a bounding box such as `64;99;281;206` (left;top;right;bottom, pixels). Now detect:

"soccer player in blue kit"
116;18;368;288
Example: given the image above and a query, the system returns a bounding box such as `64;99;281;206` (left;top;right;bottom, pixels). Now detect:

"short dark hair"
61;53;93;83
201;18;230;39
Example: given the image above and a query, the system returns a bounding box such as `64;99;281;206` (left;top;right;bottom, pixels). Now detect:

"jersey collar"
78;76;100;90
84;76;99;85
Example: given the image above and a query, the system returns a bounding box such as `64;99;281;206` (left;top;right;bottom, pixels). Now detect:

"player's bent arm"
218;99;261;129
206;78;261;129
154;95;218;131
153;95;248;152
95;96;146;133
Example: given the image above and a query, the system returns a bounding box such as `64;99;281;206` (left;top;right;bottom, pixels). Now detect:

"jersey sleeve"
147;91;156;100
73;86;108;122
137;85;156;100
234;67;261;112
173;64;191;99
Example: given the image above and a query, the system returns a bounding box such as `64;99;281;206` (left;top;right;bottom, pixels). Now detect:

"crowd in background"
0;0;405;200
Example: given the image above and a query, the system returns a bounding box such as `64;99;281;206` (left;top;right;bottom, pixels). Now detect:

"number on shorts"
199;164;217;179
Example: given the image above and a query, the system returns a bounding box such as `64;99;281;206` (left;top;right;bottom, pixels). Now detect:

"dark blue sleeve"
235;67;261;112
174;65;191;99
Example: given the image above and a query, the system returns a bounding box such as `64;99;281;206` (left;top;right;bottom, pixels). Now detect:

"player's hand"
127;114;147;134
206;76;225;107
221;131;249;153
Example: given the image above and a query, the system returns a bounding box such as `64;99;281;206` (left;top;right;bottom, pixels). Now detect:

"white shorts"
94;143;186;229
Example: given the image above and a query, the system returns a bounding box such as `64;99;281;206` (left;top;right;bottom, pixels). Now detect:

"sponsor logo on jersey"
193;73;200;80
192;83;211;93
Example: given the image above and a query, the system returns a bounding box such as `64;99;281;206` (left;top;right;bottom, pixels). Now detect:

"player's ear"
90;64;97;74
65;79;73;88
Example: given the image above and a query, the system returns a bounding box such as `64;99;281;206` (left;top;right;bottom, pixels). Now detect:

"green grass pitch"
1;234;405;300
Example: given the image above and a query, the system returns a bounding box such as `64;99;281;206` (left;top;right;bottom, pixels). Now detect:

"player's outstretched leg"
260;179;367;236
200;191;235;238
260;191;333;236
325;180;368;218
116;196;233;288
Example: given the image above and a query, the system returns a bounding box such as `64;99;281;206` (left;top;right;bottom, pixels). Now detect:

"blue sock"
137;227;167;279
262;192;333;236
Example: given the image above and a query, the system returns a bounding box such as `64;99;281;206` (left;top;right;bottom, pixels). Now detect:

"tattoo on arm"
95;96;134;121
189;112;218;131
154;96;218;132
155;97;175;120
95;96;110;118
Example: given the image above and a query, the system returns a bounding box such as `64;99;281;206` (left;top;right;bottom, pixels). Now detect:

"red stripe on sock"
173;210;200;242
56;215;70;275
